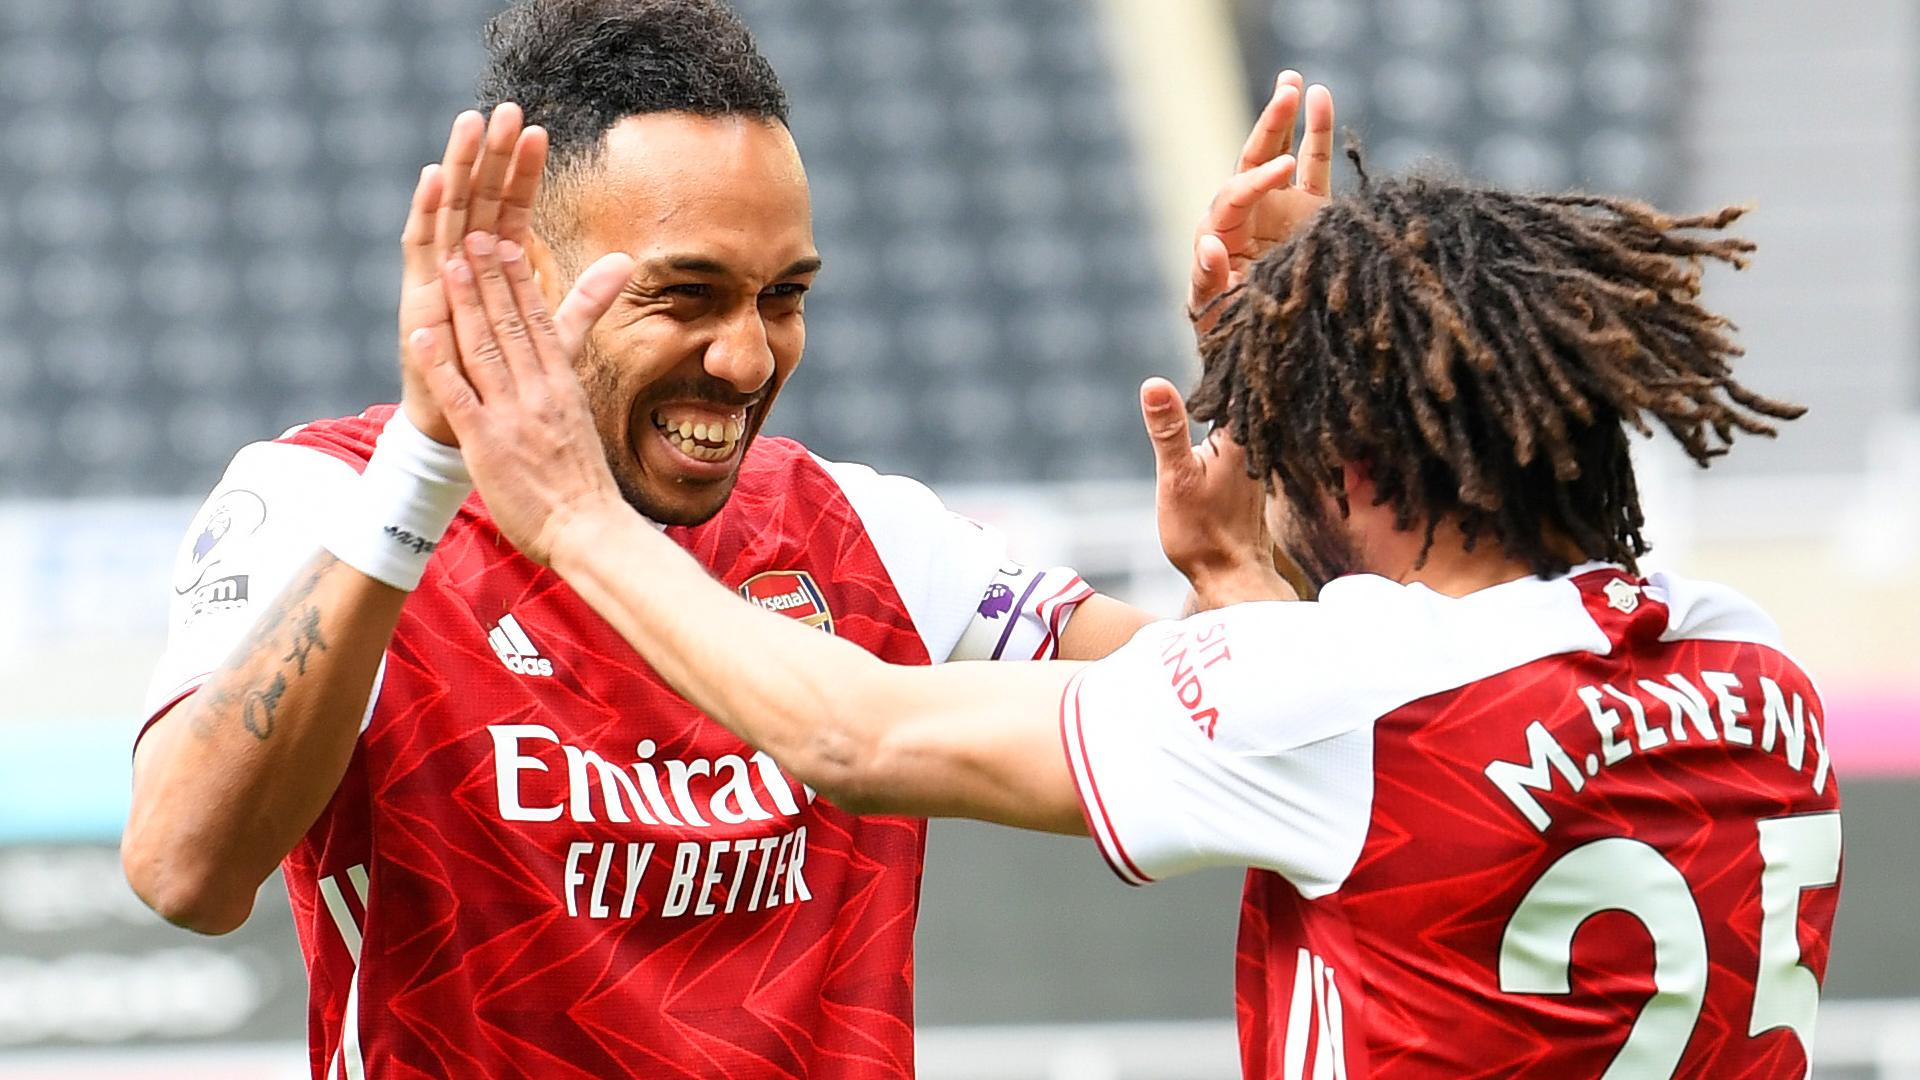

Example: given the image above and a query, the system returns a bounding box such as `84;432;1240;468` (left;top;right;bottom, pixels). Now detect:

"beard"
573;337;772;528
1276;505;1363;600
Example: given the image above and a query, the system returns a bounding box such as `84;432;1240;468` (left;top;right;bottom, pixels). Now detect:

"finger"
1187;232;1230;319
401;164;446;281
398;165;456;376
554;251;636;358
1140;378;1200;486
497;237;563;377
1236;73;1302;172
1297;84;1336;196
411;326;481;428
433;110;485;256
441;254;516;403
464;102;522;236
463;230;539;390
495;124;548;242
1210;154;1297;238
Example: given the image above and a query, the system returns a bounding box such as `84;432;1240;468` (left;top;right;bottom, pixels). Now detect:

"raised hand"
411;232;634;566
1139;378;1298;608
397;104;549;444
1189;72;1336;334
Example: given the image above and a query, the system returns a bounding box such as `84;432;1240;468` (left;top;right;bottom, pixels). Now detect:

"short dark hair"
477;0;789;240
1192;153;1805;577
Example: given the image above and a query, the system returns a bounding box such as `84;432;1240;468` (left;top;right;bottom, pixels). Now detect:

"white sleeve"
140;441;361;725
817;458;1093;664
1058;603;1376;897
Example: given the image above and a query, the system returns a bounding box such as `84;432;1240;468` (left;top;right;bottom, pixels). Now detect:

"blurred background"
0;0;1913;1076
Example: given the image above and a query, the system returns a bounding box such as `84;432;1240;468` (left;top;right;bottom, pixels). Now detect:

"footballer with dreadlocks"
423;139;1842;1077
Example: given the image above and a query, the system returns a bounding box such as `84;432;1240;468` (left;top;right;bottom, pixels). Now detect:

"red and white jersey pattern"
141;406;1092;1080
1062;566;1840;1079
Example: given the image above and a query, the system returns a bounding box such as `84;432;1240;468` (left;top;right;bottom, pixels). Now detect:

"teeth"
653;409;749;460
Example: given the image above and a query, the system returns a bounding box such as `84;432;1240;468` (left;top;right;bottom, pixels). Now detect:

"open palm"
1189;73;1337;333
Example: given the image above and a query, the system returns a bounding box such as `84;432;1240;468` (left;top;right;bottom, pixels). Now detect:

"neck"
1357;515;1580;598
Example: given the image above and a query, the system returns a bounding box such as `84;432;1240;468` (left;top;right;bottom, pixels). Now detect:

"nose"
704;310;776;396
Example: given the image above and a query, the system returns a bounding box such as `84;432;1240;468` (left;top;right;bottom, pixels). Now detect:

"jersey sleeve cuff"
951;567;1095;662
135;675;213;752
1058;669;1155;887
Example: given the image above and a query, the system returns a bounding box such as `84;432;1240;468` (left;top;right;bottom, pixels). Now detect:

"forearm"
123;551;403;932
552;508;1084;827
551;508;907;801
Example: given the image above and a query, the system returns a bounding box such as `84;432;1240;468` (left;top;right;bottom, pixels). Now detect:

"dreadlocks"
1190;152;1806;578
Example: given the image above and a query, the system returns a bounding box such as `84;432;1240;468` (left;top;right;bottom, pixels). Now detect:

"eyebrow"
642;254;824;279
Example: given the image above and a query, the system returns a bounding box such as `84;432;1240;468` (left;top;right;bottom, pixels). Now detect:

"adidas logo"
487;614;554;677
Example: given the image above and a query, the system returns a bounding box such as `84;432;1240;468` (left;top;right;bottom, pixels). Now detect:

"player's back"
1240;567;1842;1078
1060;564;1840;1080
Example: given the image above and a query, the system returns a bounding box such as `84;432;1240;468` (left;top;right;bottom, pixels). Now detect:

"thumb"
1188;232;1231;318
554;251;637;357
1141;377;1198;483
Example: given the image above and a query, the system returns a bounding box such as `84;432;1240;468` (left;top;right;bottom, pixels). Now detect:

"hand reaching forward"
398;104;548;444
1140;377;1298;608
1188;72;1336;334
410;232;635;565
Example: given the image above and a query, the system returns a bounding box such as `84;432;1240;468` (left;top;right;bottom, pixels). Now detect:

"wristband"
323;410;473;591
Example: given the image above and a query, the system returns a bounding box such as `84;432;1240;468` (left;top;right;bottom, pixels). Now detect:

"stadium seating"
1235;0;1683;202
3;0;1181;496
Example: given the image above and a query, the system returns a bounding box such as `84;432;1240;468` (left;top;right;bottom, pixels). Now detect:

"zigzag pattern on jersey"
276;407;933;1080
1234;571;1839;1079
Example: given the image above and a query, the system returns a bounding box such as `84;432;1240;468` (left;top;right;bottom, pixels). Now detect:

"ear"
522;231;567;310
1339;459;1377;507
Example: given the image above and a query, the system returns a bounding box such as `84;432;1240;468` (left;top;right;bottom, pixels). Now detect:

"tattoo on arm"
198;551;350;743
283;606;329;675
243;553;336;651
241;673;288;741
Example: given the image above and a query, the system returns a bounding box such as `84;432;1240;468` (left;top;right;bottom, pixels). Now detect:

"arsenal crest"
739;570;835;633
1603;577;1642;614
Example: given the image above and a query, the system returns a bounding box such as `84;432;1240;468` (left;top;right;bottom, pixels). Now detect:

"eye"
664;283;712;299
760;282;809;311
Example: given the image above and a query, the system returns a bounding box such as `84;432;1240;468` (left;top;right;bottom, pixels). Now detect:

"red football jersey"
144;406;1092;1079
1062;566;1840;1079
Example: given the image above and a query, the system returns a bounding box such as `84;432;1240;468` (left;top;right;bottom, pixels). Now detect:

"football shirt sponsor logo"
186;574;250;621
739;571;833;633
487;613;554;677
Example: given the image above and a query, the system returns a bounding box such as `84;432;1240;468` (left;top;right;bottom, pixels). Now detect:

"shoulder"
809;454;961;525
1644;570;1785;649
1106;573;1618;751
269;405;398;472
729;440;945;513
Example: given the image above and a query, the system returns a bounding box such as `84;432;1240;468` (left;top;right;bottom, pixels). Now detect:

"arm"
418;231;1088;833
122;107;546;933
124;550;403;933
555;509;1084;831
